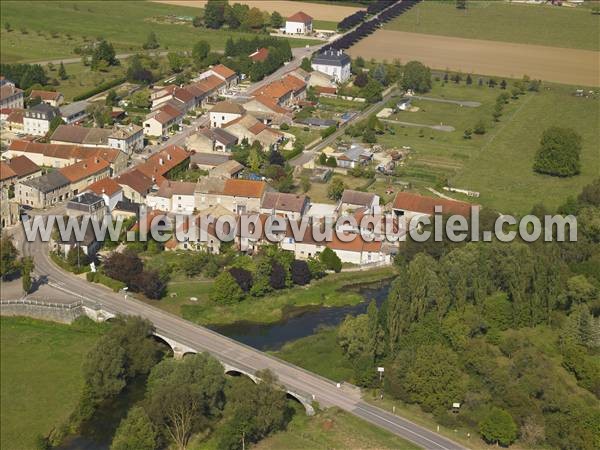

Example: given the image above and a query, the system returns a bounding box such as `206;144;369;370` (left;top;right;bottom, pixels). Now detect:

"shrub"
533;127;582;177
320;247;342;273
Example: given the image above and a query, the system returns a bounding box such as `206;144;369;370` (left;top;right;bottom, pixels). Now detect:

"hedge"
73;77;127;101
50;252;89;274
86;271;126;292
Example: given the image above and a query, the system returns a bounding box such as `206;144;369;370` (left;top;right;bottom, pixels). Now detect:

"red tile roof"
288;11;313;24
211;64;236;80
327;232;382;253
249;47;269;63
116;168;153;194
8;140;120;164
86;177;123;196
393;192;473;217
196;75;225;93
29;90;62;101
59;157;110;183
223;179;266;198
0;155;39;180
0;162;16;181
135;145;189;184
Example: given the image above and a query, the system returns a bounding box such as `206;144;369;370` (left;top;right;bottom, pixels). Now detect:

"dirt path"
153;0;362;21
381;119;455;132
348;30;599;87
411;95;481;107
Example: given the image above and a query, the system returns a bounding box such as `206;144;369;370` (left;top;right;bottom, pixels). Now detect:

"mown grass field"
377;81;599;215
0;1;319;63
0;317;106;450
385;1;600;51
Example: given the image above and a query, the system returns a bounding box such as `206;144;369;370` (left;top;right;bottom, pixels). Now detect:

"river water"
209;280;392;351
59;280;392;449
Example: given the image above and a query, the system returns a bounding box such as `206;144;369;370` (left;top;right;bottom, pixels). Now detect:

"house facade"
285;11;313;35
0;79;24;109
16;171;70;208
23;103;59;136
311;49;352;83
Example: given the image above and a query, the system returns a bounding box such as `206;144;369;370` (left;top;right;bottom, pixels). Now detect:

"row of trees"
223;36;292;81
334;178;600;448
200;0;283;31
211;245;342;303
0;236;33;294
0;63;47;90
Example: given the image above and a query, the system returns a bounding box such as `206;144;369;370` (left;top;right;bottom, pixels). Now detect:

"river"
58;280;392;449
209;280;392;351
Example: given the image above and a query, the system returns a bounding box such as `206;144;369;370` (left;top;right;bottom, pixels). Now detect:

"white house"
0;78;24;109
107;124;144;154
311;49;352;83
209;101;245;128
146;180;197;215
143;104;183;137
23;103;59;136
285;11;313;35
84;177;124;212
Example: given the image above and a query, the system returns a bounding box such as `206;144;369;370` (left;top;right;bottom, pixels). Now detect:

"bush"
533;127;582;177
291;260;311;285
72;77;126;101
320;125;337;139
320;247;342;273
87;271;126;292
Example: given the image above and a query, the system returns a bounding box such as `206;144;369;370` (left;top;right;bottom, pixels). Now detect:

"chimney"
83;163;87;169
168;154;172;160
95;158;100;163
101;188;105;194
159;158;164;165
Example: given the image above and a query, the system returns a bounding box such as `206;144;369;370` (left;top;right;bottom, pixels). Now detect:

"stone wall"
0;299;84;324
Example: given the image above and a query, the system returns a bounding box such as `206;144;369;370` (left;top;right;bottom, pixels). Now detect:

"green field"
377;81;599;215
0;317;105;449
0;1;319;63
312;19;338;31
385;1;600;51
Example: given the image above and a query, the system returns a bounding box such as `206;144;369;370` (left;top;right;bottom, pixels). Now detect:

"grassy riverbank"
0;317;106;449
167;267;396;326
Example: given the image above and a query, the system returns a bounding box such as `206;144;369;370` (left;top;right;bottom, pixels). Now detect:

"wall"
0;299;84;324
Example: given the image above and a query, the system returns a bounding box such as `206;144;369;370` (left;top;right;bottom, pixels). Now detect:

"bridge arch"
286;390;315;416
222;363;259;384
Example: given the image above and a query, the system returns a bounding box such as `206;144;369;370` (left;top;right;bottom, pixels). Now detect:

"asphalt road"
15;221;466;450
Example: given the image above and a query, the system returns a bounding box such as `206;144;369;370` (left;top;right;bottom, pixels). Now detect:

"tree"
300;175;311;193
300;57;312;72
456;0;467;9
21;257;33;294
243;7;265;30
131;270;165;299
147;354;226;450
500;79;507;89
566;275;597;305
105;89;118;106
130;89;150;109
291;260;311;285
103;250;143;285
66;246;90;268
372;64;388;86
492;103;503;121
126;55;153;84
533;127;582;177
401;61;432;93
204;0;226;29
466;74;472;85
0;236;19;280
271;11;284;28
91;39;118;70
48;115;64;135
479;407;518;446
270;262;287;290
217;370;290;450
463;128;472;140
192;40;211;66
143;31;159;50
578;178;600;206
229;267;253;292
4;21;11;32
354;71;368;88
319;247;342;273
192;16;203;27
473;119;486;135
58;62;68;80
363;79;383;103
111;406;157;450
167;52;185;73
338;314;370;359
327;177;346;201
211;271;245;303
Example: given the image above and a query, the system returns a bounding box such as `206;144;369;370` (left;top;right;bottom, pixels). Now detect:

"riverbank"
142;266;396;327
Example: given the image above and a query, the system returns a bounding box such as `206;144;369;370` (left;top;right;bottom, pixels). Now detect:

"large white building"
23;103;59;136
209;101;246;128
0;78;24;110
285;11;313;35
311;49;352;83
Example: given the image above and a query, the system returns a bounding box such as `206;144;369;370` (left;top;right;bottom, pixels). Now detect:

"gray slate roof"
22;171;69;193
312;50;351;67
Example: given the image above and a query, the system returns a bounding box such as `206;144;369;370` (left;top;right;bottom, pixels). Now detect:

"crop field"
376;81;599;215
348;30;599;87
154;0;362;21
0;1;317;63
385;1;600;51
